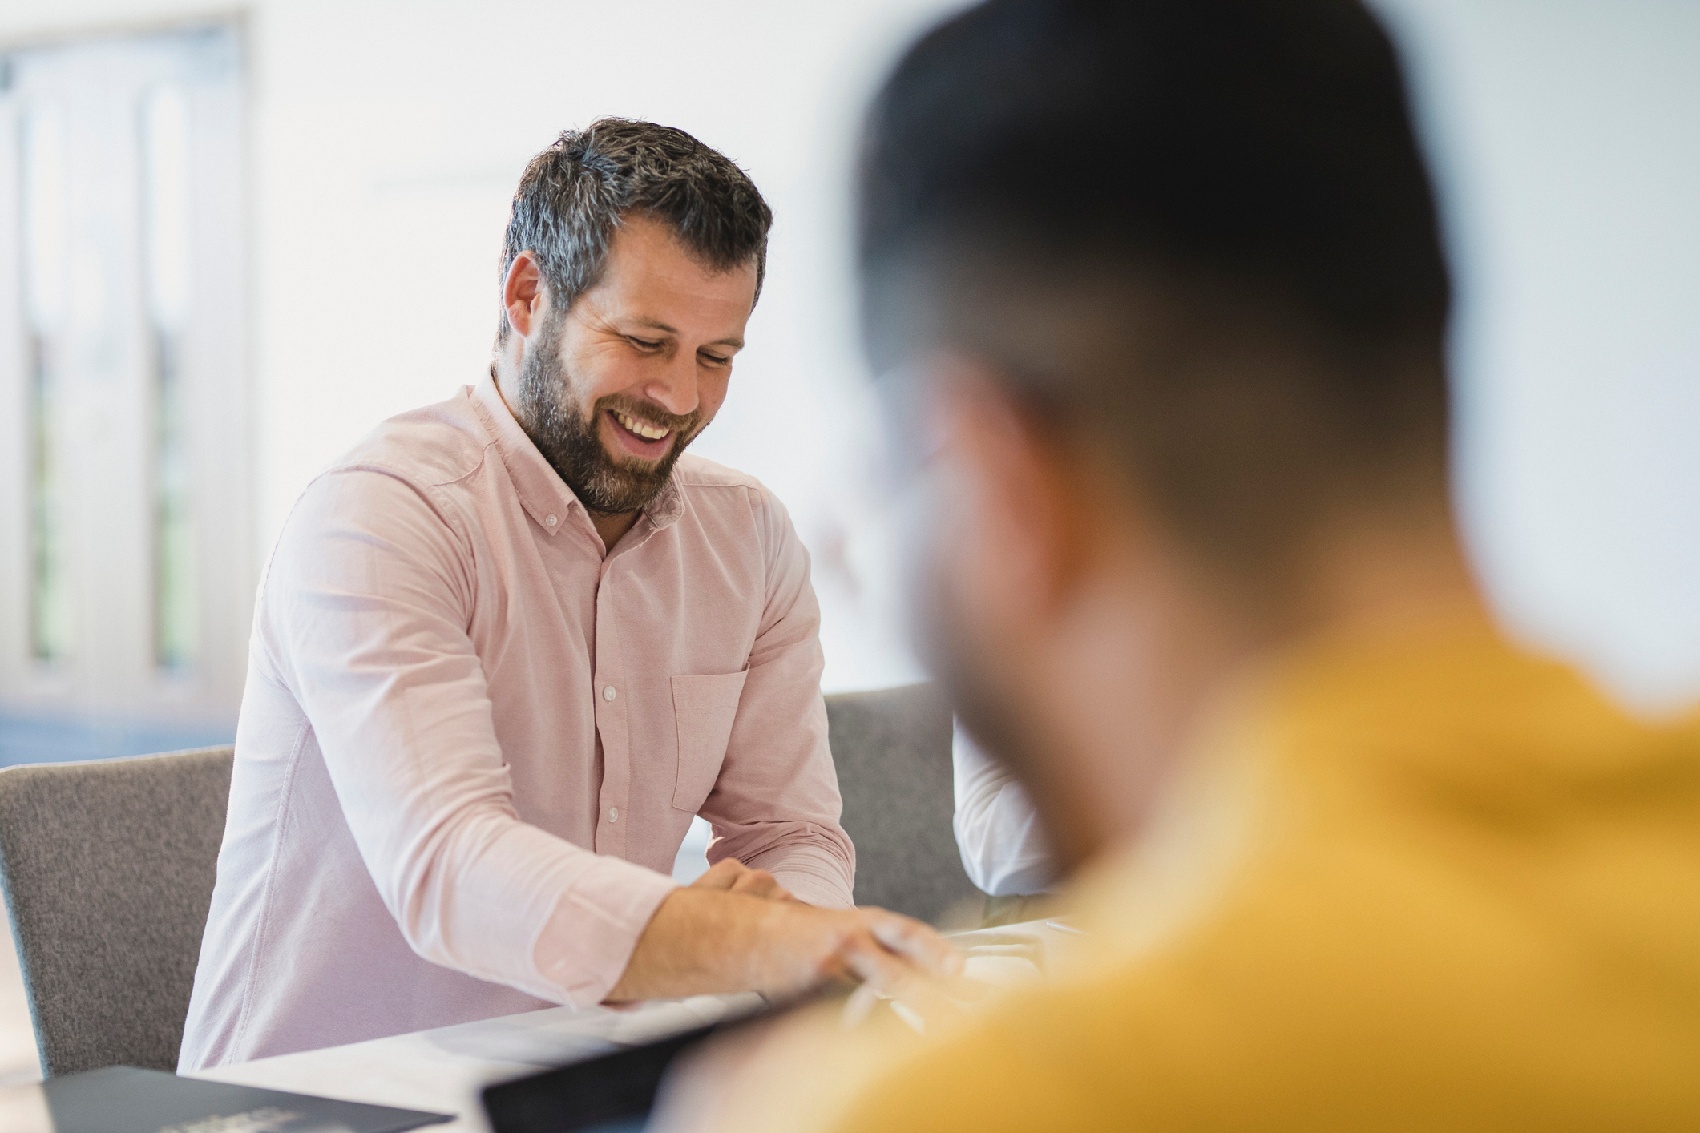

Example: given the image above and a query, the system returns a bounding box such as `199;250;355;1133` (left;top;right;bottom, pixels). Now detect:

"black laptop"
481;999;790;1133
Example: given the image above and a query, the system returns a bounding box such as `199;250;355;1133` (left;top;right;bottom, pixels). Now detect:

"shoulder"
270;390;491;572
672;452;770;496
815;952;1172;1132
672;454;795;529
670;454;801;554
327;386;494;491
738;985;1109;1133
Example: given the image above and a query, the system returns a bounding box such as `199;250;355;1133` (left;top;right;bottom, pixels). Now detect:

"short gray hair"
498;118;772;339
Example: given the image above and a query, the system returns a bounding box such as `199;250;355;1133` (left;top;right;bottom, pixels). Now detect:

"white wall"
1;0;970;698
0;0;1696;705
1376;0;1700;709
241;0;966;691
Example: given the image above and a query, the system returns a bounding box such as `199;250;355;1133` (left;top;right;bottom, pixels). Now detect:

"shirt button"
545;513;558;527
608;807;619;823
603;686;617;701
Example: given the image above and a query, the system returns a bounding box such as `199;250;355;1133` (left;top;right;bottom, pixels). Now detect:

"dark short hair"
500;119;772;337
859;0;1454;570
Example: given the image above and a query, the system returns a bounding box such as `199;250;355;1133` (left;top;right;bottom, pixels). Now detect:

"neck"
590;509;642;550
1008;532;1256;874
490;356;521;424
492;349;519;403
1288;488;1483;645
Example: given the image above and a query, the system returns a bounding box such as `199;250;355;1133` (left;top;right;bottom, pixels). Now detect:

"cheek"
696;369;732;419
898;459;1026;740
563;341;645;408
896;468;956;669
899;457;995;651
947;451;1021;606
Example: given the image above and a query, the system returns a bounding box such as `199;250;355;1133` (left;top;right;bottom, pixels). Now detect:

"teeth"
614;411;670;441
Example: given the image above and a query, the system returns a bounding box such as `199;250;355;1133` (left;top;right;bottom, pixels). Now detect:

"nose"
643;351;700;418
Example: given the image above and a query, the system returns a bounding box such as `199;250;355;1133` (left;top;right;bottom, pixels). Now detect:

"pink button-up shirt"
179;375;853;1070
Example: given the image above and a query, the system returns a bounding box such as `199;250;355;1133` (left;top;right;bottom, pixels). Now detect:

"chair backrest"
825;684;978;924
0;747;233;1077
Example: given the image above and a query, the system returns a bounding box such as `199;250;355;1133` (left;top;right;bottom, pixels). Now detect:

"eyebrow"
629;316;745;351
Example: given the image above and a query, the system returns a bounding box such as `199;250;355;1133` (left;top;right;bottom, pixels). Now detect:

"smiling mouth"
610;409;672;443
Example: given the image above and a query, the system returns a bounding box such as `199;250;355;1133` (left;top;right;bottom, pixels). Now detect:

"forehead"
591;215;758;326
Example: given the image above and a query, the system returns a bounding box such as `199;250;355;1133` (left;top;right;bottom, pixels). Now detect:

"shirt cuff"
531;855;679;1008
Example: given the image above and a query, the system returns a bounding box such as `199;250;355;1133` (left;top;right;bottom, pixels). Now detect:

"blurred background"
0;0;1694;1084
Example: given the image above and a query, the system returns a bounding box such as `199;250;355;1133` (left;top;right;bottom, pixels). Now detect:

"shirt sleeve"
694;487;856;908
261;467;676;1008
953;725;1055;897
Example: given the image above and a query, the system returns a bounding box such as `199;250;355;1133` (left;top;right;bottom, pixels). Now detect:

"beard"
899;467;1023;772
923;565;1076;873
898;452;1069;871
514;313;703;515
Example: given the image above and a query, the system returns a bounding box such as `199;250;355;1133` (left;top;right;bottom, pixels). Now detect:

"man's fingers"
728;868;793;902
691;860;798;902
690;858;747;890
864;910;964;978
836;932;918;995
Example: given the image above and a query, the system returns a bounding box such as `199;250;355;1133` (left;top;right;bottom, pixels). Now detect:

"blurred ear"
932;363;1095;630
503;251;546;339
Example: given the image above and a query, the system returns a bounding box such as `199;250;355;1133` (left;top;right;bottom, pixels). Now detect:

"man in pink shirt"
179;120;955;1070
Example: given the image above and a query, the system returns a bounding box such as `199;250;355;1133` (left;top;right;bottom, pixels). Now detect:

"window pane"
140;85;197;670
20;103;73;664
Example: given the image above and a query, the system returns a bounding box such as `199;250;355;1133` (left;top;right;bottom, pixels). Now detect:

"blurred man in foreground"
668;0;1700;1127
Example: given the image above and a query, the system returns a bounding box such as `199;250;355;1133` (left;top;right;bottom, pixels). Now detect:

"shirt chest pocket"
669;671;749;813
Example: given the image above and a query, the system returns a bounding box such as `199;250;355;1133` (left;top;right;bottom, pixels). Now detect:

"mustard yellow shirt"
720;615;1700;1130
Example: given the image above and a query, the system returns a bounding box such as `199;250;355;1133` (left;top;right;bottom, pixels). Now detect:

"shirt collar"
470;371;685;537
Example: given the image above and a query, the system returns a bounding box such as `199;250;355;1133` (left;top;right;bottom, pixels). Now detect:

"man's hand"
688;857;799;903
604;882;961;1003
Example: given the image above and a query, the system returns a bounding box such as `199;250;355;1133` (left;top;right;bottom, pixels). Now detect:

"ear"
503;251;546;339
935;366;1091;627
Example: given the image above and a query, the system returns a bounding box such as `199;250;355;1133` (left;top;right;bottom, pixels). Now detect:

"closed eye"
626;336;665;352
699;351;732;367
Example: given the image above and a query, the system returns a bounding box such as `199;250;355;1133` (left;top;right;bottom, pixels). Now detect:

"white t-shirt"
951;723;1054;897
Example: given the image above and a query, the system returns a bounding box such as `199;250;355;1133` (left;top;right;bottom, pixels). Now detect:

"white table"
0;920;1073;1133
195;993;764;1132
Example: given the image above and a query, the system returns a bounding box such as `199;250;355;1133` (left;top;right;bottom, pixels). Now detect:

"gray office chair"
0;746;233;1077
825;684;979;924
